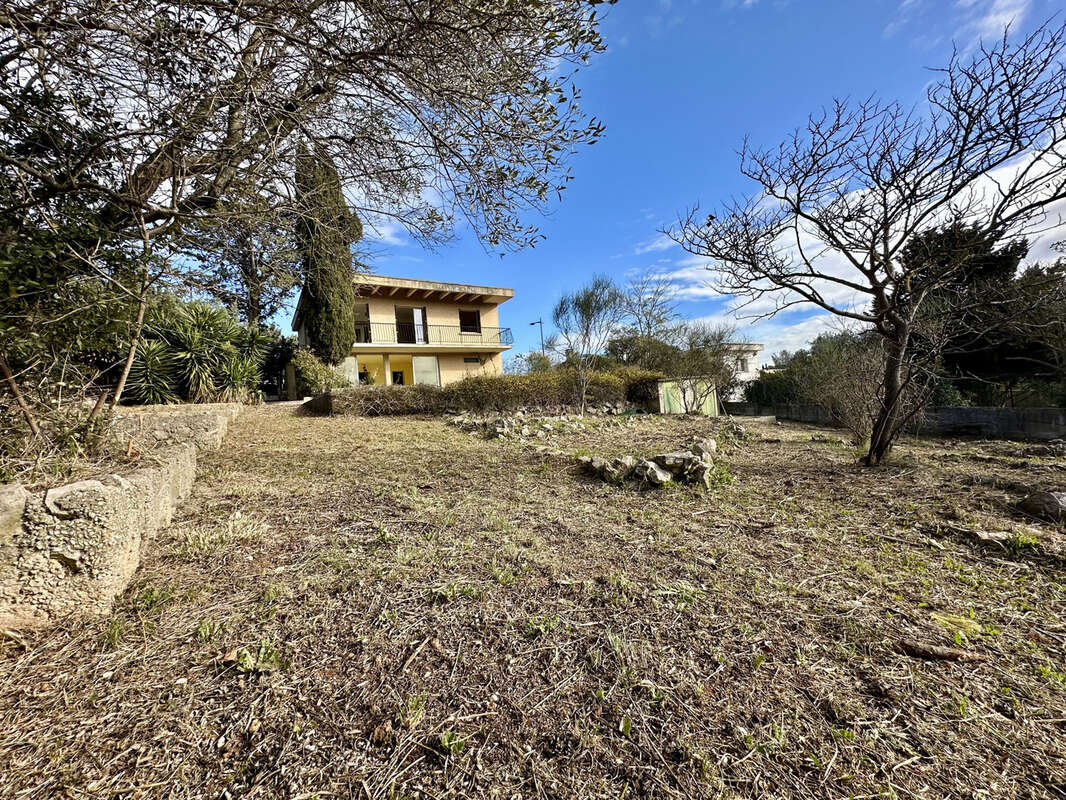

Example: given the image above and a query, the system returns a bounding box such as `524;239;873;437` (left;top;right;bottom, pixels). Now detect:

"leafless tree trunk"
0;352;40;436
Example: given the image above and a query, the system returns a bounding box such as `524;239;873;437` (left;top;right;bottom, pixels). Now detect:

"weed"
196;618;222;643
400;694;427;730
491;560;517;585
1007;530;1039;554
103;617;126;649
137;585;173;613
524;614;561;638
439;730;466;757
236;639;286;673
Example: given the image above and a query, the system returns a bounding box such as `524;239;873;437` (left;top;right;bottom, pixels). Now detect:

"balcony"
354;321;513;347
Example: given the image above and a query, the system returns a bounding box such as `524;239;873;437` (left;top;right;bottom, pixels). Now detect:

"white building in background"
725;342;764;401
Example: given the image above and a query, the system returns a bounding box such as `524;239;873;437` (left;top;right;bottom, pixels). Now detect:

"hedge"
322;369;663;417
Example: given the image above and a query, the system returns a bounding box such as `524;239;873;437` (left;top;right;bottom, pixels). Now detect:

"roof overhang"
292;273;515;331
353;274;514;305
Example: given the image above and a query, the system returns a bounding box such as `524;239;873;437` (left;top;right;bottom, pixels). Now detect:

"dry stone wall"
0;403;240;629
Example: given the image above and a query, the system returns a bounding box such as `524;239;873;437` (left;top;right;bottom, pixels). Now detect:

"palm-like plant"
218;353;261;403
133;299;266;405
129;339;180;404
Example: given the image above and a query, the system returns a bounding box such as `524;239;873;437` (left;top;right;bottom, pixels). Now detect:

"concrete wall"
917;406;1066;440
438;352;503;385
0;403;240;629
724;401;1066;440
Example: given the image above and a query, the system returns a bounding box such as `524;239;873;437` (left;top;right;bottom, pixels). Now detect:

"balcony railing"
354;321;513;347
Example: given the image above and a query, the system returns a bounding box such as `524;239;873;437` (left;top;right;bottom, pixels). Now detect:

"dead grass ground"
1;406;1064;799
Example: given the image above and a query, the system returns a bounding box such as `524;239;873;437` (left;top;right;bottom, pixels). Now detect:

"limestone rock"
1019;491;1066;522
602;456;636;483
690;438;717;460
0;483;27;551
634;459;672;486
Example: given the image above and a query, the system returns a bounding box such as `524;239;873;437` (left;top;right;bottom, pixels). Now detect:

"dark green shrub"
743;372;798;406
321;368;664;417
292;347;351;395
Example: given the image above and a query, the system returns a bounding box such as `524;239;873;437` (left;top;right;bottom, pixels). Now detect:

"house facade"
292;274;514;387
725;342;764;401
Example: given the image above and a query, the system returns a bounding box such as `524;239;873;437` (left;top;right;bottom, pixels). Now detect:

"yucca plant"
218;353;261;403
129;339;180;404
133;298;268;405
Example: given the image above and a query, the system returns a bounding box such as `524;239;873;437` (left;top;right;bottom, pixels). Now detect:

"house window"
458;309;481;333
740;358;750;373
463;356;480;364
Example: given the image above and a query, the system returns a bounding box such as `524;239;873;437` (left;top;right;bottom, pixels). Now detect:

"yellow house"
292;274;514;387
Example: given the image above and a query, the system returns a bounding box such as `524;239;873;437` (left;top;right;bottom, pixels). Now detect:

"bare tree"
672;23;1066;465
551;275;624;414
621;270;680;338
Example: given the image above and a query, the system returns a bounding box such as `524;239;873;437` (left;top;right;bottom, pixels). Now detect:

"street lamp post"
530;318;544;355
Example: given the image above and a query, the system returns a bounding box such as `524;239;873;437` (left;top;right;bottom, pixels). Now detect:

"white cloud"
957;0;1031;40
364;216;407;246
885;0;1032;44
633;233;678;255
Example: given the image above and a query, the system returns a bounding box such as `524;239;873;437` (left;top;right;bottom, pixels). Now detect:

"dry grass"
1;406;1064;799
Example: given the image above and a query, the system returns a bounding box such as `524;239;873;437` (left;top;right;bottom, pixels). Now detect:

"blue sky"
281;0;1059;360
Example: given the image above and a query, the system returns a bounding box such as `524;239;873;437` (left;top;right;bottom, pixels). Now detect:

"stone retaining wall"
0;403;240;629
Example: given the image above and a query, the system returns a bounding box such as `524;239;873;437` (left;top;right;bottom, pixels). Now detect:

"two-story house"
291;274;514;387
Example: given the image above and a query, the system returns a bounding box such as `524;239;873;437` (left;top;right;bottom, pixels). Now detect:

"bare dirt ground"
2;405;1064;799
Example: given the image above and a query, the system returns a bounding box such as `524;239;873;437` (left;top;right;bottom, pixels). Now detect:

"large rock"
634;459;672;486
690;438;717;460
653;451;709;476
602;456;637;484
1019;491;1066;522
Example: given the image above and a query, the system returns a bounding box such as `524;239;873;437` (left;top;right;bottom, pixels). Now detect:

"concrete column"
382;354;392;385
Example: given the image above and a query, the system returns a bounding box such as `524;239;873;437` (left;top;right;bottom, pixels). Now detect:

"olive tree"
0;0;613;426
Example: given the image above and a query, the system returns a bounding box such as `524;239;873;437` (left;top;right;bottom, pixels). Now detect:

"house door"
412;356;440;387
395;306;428;344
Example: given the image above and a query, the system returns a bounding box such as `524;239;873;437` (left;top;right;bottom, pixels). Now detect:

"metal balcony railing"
354;322;513;347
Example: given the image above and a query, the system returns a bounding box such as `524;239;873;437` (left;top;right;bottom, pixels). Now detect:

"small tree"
507;351;554;374
621;270;680;339
788;331;888;445
673;23;1066;464
551;276;624;413
183;190;302;326
295;150;362;365
666;323;739;414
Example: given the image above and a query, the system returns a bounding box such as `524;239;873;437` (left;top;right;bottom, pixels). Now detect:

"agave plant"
129;339;180;404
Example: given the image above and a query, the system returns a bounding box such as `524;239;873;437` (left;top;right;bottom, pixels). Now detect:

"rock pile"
447;411;645;441
576;436;720;489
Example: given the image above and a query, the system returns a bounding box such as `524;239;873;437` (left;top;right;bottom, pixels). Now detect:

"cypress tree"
295;147;363;364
